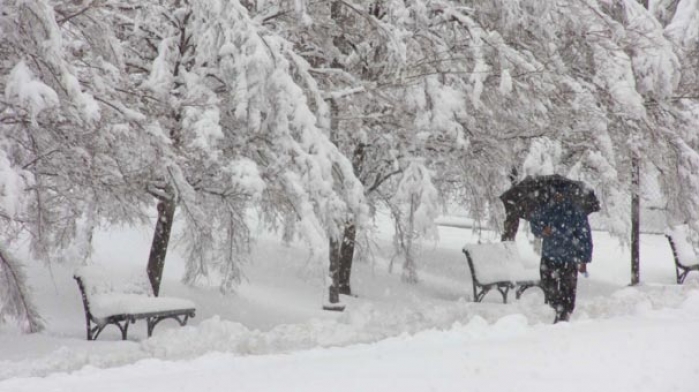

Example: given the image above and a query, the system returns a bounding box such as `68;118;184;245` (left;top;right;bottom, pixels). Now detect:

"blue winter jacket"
529;199;593;264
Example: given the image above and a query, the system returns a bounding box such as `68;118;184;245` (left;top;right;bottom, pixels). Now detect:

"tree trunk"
336;142;365;296
501;210;519;241
327;93;364;298
327;237;342;307
631;0;648;288
338;222;356;295
402;195;419;283
147;199;176;297
501;167;520;241
631;156;640;285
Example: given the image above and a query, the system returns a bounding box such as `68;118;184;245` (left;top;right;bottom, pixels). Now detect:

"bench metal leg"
119;321;130;340
497;285;510;304
515;283;540;300
666;235;699;285
475;283;544;304
474;284;512;303
678;266;699;284
87;323;99;341
86;320;94;341
146;314;191;337
88;319;129;341
474;286;490;302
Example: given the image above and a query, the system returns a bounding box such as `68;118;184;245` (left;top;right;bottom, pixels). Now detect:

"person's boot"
554;311;570;323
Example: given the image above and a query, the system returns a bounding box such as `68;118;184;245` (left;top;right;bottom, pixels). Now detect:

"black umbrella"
500;174;600;221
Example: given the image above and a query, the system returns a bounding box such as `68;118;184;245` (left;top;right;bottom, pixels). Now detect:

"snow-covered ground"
2;212;699;391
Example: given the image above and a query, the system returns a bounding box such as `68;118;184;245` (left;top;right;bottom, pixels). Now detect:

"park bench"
462;242;541;303
74;266;196;341
665;225;699;284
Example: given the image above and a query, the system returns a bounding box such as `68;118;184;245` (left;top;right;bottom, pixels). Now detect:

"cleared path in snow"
3;303;699;392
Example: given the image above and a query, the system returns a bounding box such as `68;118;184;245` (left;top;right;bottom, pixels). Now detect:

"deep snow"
1;212;699;391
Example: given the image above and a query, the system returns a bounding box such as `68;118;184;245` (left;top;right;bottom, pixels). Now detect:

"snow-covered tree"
0;0;153;330
390;159;439;283
4;0;699;315
106;0;367;295
3;0;126;259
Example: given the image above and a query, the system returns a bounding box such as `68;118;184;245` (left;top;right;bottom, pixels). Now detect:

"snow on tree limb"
0;245;44;333
4;62;59;125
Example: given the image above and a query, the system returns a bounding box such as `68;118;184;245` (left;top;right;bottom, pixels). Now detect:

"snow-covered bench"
74;266;196;340
665;225;699;284
462;242;541;303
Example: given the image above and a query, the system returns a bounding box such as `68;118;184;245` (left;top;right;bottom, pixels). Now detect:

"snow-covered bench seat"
74;266;195;341
665;225;699;284
462;242;541;303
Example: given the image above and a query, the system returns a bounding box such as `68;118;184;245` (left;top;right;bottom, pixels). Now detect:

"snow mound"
3;283;699;380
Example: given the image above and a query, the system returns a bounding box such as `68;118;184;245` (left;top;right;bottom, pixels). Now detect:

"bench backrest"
462;242;538;284
665;225;699;268
74;265;153;301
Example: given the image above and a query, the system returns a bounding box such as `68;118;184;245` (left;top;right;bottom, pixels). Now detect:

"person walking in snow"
530;190;593;323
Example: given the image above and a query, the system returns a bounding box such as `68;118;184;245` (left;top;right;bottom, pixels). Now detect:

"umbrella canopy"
500;174;600;221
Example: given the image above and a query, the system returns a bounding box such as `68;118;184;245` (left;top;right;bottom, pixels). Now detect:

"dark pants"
540;257;579;322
